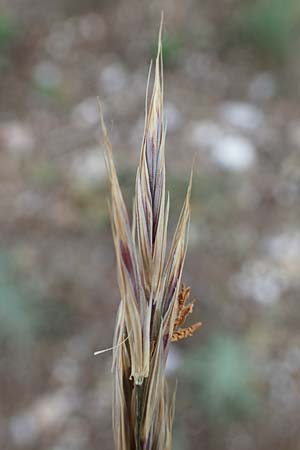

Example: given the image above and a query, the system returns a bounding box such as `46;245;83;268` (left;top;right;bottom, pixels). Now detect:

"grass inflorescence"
99;17;201;450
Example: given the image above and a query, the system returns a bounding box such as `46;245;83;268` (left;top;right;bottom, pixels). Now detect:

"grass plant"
231;0;300;62
99;18;200;450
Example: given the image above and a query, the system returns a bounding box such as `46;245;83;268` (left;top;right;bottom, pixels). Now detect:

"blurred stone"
189;121;256;171
288;121;300;148
248;72;277;101
9;412;39;447
78;13;106;42
212;134;256;172
0;121;34;157
266;231;300;262
184;52;211;81
52;356;81;385
130;116;145;149
53;417;89;449
70;147;106;187
285;346;300;372
71;97;99;128
232;227;259;253
236;182;261;210
265;231;300;283
188;222;201;246
65;332;95;360
87;378;112;419
99;61;128;95
278;153;300;206
219;101;264;132
183;52;228;92
9;388;80;446
45;20;76;60
33;61;63;90
233;229;300;306
14;191;43;217
166;347;182;375
226;427;255;450
268;348;300;416
164;102;182;133
188;120;223;149
47;446;64;450
110;70;145;117
233;259;286;305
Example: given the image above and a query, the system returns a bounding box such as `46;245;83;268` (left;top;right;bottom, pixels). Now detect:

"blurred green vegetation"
0;12;18;71
151;33;182;67
0;249;79;346
0;251;43;345
230;0;300;62
35;83;65;102
169;172;234;225
68;182;110;230
62;0;113;15
28;160;61;190
183;335;258;425
0;13;16;49
173;428;188;450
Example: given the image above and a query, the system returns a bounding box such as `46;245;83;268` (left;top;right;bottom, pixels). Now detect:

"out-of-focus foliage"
28;160;61;190
183;335;258;424
151;33;182;66
0;251;42;344
0;250;73;347
0;13;16;49
230;0;300;61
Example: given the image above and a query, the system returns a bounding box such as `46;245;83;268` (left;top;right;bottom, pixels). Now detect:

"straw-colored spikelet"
100;17;201;450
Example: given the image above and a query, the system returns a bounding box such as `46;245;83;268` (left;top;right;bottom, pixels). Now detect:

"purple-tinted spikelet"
99;16;200;450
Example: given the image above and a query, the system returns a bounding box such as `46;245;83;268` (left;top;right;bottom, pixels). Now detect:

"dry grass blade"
99;14;201;450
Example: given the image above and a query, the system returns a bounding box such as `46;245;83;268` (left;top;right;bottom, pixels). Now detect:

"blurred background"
1;0;300;449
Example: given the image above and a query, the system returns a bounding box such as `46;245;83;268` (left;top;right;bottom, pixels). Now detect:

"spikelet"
100;15;201;450
134;21;167;300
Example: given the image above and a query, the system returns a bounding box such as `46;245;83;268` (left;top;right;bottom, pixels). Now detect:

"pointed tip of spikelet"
102;16;201;450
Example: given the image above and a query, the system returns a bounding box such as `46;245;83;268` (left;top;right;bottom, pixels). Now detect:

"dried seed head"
99;14;201;450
